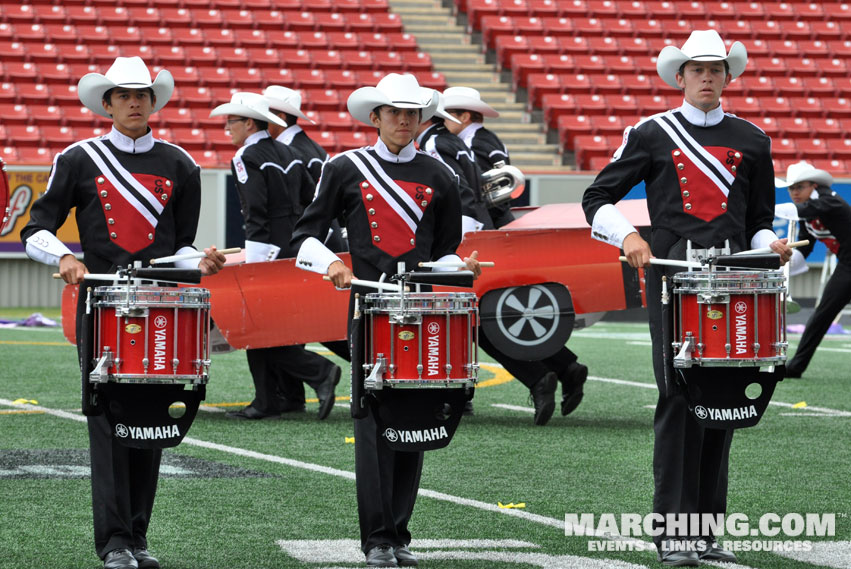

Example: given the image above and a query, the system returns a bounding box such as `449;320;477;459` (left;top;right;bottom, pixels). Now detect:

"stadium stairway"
387;0;569;171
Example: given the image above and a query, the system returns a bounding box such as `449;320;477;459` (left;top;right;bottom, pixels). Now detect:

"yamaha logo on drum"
383;428;399;443
694;406;708;420
734;301;749;354
426;321;441;377
114;423;181;441
153;315;168;371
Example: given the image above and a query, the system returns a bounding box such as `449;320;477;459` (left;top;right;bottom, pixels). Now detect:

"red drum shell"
364;292;478;385
92;286;211;383
672;270;787;367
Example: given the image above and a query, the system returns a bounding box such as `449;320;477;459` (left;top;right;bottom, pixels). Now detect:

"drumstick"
418;261;495;268
733;239;809;256
150;247;241;265
322;276;409;292
52;272;123;280
618;256;702;269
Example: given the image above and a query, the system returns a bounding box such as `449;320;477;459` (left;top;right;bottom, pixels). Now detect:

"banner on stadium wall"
0;170;82;256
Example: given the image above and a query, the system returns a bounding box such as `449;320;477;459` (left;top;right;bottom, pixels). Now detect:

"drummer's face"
371;106;421;155
788;181;816;203
103;88;154;140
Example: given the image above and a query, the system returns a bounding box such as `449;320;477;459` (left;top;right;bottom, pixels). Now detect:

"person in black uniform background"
21;57;226;569
291;73;481;568
582;31;792;566
775;161;851;378
441;88;589;422
210;92;341;420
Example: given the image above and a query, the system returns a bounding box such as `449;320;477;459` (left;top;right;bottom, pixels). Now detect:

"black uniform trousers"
246;345;337;414
787;262;851;374
646;265;733;545
478;331;578;388
348;286;424;553
77;287;161;559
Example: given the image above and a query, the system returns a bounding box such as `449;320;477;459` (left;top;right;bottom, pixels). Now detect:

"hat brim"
78;70;174;119
775;169;834;188
656;41;747;90
347;86;438;126
441;95;499;118
209;102;288;128
266;98;314;124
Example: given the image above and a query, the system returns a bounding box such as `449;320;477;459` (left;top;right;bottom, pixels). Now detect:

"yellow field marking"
0;409;45;415
0;340;71;347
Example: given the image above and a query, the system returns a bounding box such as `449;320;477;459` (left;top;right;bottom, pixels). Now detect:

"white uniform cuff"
774;202;799;221
788;249;808;276
590;204;637;248
245;240;281;263
173;246;202;269
433;254;464;272
750;229;779;251
25;230;74;266
461;215;484;236
296;236;342;274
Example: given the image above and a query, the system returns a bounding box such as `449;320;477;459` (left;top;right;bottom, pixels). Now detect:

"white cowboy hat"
656;29;748;90
262;85;315;124
347;73;438;126
434;92;462;124
78;56;174;118
441;86;499;118
774;160;833;188
209;91;288;128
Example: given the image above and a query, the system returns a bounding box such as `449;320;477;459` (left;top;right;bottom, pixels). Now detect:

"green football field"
1;309;849;569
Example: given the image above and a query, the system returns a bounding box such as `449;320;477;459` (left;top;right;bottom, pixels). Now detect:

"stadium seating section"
0;0;848;172
460;0;851;172
0;0;442;166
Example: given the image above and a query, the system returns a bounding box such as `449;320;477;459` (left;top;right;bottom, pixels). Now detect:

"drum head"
480;282;575;361
677;367;783;429
369;388;472;451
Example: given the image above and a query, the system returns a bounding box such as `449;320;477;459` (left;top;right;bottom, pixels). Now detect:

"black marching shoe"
103;549;138;569
559;362;588;416
656;540;699;567
365;544;398;567
225;405;281;420
531;371;557;426
132;548;160;569
316;364;341;420
394;545;419;567
697;539;737;563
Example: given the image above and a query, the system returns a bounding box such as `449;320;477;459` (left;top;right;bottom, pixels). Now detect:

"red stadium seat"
138;26;174;44
112;26;144;45
763;2;795;19
831;140;851;160
265;68;296;86
773;77;806;96
293;69;327;89
63;105;98;125
418;71;447;90
786;57;820;77
157;107;195;127
128;7;162;25
494;35;529;70
338;131;369;151
797;40;829;57
399;51;433;71
528;73;563;109
6;125;41;146
41;125;76;146
42;24;78;44
556;114;593;147
787;96;822;117
589;73;623;94
750;20;783;39
159;8;193;26
805;76;838;97
275;49;312;69
324;69;358;89
100;6;129;24
541;93;577;127
300;31;331;49
0;41;25;60
571;17;604;35
207;29;236;46
821;97;851;118
326;32;361;50
282;11;316;31
268;31;300;48
65;5;98;23
772;138;797;158
527;0;559;17
620;74;655;95
633;94;672;115
810;21;843;40
559;73;592;94
53;83;82;103
178;86;213;107
775;117;810;138
253;9;286;30
221;9;255;28
541;53;575;74
573;93;609;115
751;56;787;76
16;147;53;165
4;61;37;81
232;28;268;46
631;19;665;37
510;54;545;89
792;2;825;20
384;33;419;52
481;16;516;48
739;76;774;97
583;0;619;17
32;4;67;21
17;83;49;104
573;55;605;73
465;0;500;31
313;12;347;31
573;134;616;169
172;27;205;45
539;17;574;37
183;46;218;65
820;58;849;76
725;96;762;116
304;88;342;112
557;36;590;54
0;146;18;164
587;36;621;54
323;111;356;131
752;116;780;138
0;82;14;103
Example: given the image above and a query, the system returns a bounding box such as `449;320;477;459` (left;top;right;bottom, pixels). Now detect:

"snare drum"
362;292;478;388
671;270;787;367
90;285;211;384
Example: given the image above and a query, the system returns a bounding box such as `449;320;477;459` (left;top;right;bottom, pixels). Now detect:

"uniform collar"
375;138;417;163
108;126;154;153
458;122;484;147
415;123;439;146
243;129;271;147
276;124;302;146
678;100;725;127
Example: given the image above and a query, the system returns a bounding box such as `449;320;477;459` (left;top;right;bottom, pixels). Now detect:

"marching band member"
775;161;851;378
441;88;589;421
291;73;480;568
20;56;225;569
582;31;791;566
210;92;341;421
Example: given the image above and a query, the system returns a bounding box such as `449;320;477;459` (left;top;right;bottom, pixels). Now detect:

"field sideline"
1;312;849;569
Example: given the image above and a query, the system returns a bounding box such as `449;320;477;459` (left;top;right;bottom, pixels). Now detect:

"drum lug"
364;356;386;390
89;348;114;384
673;334;695;368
